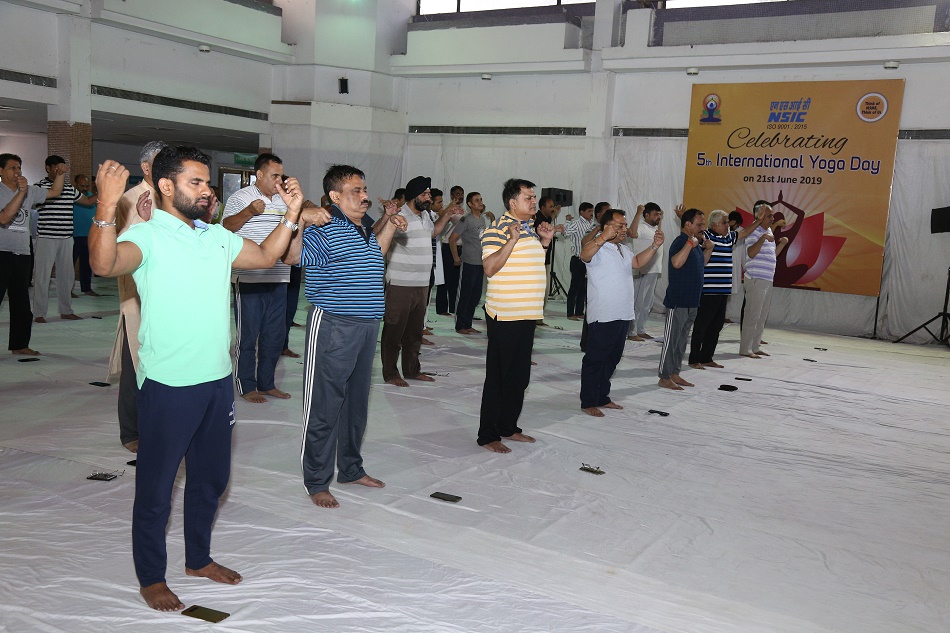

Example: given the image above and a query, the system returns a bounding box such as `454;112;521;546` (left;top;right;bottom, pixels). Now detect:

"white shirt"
630;220;663;275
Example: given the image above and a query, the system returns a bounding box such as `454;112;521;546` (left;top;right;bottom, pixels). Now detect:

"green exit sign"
233;153;257;166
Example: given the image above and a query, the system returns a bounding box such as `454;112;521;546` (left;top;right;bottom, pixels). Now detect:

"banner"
683;80;904;297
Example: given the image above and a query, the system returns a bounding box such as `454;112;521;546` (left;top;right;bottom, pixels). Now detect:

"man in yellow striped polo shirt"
477;178;555;453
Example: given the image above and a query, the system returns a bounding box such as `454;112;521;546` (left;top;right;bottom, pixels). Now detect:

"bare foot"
602;401;623;410
11;348;40;356
33;317;47;324
760;340;768;345
671;374;694;387
281;348;300;358
658;378;684;391
60;313;83;320
123;440;139;453
582;407;604;417
482;441;511;453
261;388;291;399
702;361;724;368
140;582;184;612
421;337;434;346
185;561;242;585
241;391;267;403
386;377;409;387
688;363;707;370
409;374;435;382
740;353;761;359
755;350;770;357
342;475;385;488
310;490;340;508
503;432;535;443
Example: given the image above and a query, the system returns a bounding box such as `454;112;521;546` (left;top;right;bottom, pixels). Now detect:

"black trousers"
566;256;587;317
688;293;728;365
580;319;628;408
454;263;483;331
73;236;93;293
478;315;535;445
436;243;459;314
0;251;34;350
283;264;302;350
118;317;139;445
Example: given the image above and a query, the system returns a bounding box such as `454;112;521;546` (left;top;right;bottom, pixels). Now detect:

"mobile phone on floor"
430;492;462;503
182;605;230;623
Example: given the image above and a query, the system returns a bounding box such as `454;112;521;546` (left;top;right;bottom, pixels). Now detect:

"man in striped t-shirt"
380;175;460;387
286;164;407;509
477;178;555;453
740;201;788;358
223;153;293;403
687;208;762;369
33;155;98;322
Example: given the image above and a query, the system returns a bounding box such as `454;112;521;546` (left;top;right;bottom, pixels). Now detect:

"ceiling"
0;97;261;154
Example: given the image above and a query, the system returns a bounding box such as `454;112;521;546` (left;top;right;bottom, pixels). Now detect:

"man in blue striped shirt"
687;208;762;369
286;165;406;509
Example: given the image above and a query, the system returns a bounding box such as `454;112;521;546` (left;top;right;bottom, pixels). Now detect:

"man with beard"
380;176;460;386
89;147;303;612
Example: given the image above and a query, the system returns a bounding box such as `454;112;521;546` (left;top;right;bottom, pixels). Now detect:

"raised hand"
301;204;332;228
276;177;303;213
703;237;715;252
537;221;555;241
600;224;618;242
554;223;566;235
15;175;28;191
450;204;464;219
95;161;129;206
378;197;400;217
389;214;408;231
248;199;266;216
135;190;152;222
653;228;665;246
674;203;685;217
507;222;522;242
778;236;789;246
765;232;775;242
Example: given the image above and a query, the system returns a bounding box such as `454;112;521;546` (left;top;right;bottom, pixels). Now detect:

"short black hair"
323;164;365;197
450;185;463;196
680;208;704;228
393;188;406;200
45;155;66;168
151;146;211;201
593;201;611;217
430;188;443;199
728;210;743;225
466;191;480;205
578;202;593;212
0;153;21;169
599;208;626;229
501;178;535;211
643;202;661;214
538;196;554;209
254;152;282;173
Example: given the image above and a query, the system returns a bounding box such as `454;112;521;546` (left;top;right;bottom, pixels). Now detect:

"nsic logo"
768;111;807;123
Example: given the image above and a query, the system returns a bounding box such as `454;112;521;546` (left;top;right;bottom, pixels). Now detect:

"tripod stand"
894;266;950;346
547;237;567;299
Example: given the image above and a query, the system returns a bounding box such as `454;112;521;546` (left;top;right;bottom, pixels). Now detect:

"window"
419;0;590;15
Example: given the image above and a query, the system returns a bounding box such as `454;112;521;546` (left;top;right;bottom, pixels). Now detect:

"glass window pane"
420;0;459;14
665;0;785;7
460;0;550;10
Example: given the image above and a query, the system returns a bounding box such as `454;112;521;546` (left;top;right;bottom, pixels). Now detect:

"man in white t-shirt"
222;153;293;403
627;202;668;341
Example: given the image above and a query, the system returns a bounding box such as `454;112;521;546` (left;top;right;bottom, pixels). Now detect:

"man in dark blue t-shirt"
658;208;713;390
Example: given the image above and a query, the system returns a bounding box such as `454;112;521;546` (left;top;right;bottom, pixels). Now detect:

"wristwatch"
280;216;299;231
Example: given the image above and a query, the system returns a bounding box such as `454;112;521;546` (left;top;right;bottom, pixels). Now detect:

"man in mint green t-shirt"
89;147;303;613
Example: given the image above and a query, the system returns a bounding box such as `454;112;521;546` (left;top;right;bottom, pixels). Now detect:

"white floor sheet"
1;279;948;632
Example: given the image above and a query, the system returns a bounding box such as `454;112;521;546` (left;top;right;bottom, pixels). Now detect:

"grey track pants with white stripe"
300;306;380;494
658;307;697;379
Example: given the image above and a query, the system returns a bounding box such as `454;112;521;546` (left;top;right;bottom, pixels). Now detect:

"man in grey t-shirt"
0;153;65;355
449;191;490;334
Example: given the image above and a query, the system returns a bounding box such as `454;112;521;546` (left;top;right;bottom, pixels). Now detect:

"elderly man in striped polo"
477;178;556;453
380;175;461;387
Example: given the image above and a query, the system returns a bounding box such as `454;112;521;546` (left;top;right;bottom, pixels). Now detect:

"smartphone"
430;492;461;503
87;472;117;481
182;605;230;623
89;381;110;387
